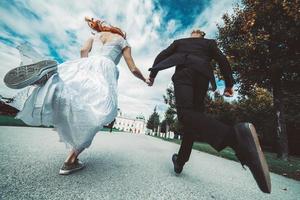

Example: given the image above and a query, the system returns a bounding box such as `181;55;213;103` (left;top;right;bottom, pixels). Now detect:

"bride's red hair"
85;16;126;39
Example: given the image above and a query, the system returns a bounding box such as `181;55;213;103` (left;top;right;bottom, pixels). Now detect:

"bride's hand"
145;77;154;86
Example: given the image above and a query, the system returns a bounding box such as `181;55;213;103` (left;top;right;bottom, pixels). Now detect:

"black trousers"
172;67;234;165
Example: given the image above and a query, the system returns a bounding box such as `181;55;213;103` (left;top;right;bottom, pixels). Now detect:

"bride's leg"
60;148;86;175
73;148;85;161
64;149;77;164
64;148;85;164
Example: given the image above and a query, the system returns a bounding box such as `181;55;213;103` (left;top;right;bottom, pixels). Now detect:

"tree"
204;91;236;126
160;107;176;138
146;107;160;134
161;83;279;149
204;87;276;149
163;85;181;137
217;0;300;160
234;87;275;147
160;119;167;134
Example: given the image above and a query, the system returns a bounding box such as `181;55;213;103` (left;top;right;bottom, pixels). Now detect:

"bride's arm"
80;37;93;58
122;47;146;82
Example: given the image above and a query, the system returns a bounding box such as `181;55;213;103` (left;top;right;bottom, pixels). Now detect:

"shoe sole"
59;165;85;175
237;123;271;193
4;60;57;89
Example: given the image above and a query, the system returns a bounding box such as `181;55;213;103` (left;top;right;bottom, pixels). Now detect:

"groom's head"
190;29;206;38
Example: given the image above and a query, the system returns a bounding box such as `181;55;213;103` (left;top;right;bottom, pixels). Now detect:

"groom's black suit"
149;37;235;165
149;37;234;91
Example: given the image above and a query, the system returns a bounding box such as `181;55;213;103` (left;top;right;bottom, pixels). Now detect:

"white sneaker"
4;60;57;89
59;159;85;175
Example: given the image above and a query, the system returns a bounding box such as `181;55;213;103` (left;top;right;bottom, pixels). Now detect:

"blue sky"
0;0;239;118
155;0;210;35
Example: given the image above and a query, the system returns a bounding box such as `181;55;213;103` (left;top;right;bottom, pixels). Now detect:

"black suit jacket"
148;37;234;91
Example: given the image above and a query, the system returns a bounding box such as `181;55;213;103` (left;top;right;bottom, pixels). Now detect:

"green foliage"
161;84;275;145
0;115;27;126
163;86;176;111
162;85;178;133
155;135;300;180
217;0;300;157
158;0;300;155
160;119;167;133
217;0;299;93
205;87;275;147
217;0;300;116
204;92;236;126
146;107;160;131
234;87;275;145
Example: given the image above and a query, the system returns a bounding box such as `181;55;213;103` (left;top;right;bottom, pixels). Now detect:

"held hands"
145;77;154;86
223;87;234;97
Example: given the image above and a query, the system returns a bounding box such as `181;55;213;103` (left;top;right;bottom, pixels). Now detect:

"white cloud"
166;19;181;34
191;0;240;38
0;0;239;120
0;44;23;96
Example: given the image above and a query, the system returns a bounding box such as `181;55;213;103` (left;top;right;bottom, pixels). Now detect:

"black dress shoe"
233;123;271;193
172;153;183;174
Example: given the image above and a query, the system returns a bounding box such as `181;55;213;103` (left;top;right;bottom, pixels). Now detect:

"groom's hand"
146;77;154;86
223;87;234;97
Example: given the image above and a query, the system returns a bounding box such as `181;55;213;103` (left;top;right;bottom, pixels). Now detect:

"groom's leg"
177;132;194;165
173;70;235;152
176;73;209;165
172;69;198;165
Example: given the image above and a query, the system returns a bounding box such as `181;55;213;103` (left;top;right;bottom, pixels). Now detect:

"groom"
147;29;271;193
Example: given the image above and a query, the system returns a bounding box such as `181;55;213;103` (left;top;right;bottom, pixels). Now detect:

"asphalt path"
0;126;299;200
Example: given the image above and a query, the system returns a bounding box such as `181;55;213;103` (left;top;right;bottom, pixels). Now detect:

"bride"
4;16;150;175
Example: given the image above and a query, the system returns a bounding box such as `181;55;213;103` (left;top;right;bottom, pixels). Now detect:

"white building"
113;109;146;134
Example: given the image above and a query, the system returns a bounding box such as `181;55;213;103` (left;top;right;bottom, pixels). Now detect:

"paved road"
0;126;299;200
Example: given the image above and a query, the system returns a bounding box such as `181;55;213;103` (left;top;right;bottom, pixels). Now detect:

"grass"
0;115;27;126
1;114;299;180
152;135;300;181
0;115;121;132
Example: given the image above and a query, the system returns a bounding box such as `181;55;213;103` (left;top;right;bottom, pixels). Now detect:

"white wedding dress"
11;33;130;151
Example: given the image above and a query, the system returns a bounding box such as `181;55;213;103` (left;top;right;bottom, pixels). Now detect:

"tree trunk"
273;93;289;160
157;125;161;137
165;123;169;138
174;133;179;139
271;68;289;160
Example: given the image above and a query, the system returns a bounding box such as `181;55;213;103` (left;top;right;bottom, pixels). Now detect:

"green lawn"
152;135;300;181
0;115;121;132
0;115;28;126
